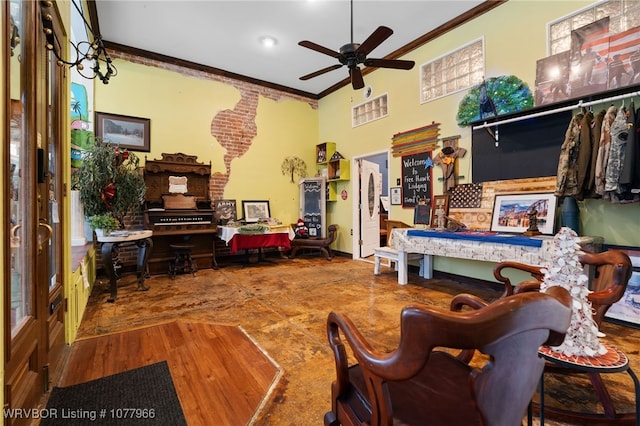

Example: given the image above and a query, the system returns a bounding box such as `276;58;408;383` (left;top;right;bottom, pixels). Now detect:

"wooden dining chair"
324;286;572;426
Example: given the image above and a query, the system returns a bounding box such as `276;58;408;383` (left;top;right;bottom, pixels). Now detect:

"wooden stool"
536;343;639;425
169;243;197;279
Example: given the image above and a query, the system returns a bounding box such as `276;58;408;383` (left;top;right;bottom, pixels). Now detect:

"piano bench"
169;243;197;279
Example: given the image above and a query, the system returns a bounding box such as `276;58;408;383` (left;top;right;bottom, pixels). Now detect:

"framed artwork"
214;199;237;225
605;247;640;329
490;193;557;234
95;112;150;152
430;195;449;229
390;187;401;205
534;51;571;106
567;17;610;99
242;200;270;223
414;202;430;225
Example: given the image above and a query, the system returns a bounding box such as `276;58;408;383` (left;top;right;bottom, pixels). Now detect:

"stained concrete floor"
73;254;639;425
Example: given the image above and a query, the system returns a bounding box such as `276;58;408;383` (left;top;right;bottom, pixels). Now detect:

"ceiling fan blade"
364;58;415;70
356;26;393;56
298;40;341;58
350;67;365;90
300;64;344;81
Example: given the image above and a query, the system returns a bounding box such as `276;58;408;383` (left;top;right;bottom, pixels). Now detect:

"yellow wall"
318;0;639;277
95;61;319;226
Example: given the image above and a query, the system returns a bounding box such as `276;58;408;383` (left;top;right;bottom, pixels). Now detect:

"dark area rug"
42;361;186;425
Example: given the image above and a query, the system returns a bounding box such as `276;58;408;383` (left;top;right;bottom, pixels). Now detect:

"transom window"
352;93;388;127
420;38;484;104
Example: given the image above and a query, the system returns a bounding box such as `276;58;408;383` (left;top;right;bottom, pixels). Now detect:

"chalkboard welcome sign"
401;152;432;208
300;178;325;238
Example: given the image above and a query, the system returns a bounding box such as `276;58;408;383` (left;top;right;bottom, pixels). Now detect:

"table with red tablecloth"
219;226;295;255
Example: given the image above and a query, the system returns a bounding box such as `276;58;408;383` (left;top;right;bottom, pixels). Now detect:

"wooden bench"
289;224;338;260
374;220;425;277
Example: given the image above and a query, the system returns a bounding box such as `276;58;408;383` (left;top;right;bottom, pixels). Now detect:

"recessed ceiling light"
259;36;277;48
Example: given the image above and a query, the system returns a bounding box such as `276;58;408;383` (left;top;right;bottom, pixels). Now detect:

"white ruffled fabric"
540;227;606;357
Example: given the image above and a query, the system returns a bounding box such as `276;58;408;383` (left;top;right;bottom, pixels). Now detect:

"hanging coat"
555;113;584;197
586;109;606;197
575;110;594;200
594;105;618;195
620;102;635;186
604;106;628;199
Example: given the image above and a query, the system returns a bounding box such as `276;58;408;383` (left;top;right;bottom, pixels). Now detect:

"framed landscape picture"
490;193;557;234
95;112;150;152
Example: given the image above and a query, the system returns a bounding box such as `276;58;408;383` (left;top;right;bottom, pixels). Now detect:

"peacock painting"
456;75;533;126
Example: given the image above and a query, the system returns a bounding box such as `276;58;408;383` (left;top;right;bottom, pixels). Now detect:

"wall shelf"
316;142;350;201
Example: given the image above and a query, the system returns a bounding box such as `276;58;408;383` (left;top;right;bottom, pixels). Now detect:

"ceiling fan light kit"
298;1;415;90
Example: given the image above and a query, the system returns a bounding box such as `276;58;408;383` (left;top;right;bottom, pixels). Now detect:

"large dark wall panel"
472;110;572;182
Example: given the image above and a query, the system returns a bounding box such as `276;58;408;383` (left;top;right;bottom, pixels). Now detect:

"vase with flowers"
72;138;146;236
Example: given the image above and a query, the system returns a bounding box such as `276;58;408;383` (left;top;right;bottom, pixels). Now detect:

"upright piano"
143;152;218;275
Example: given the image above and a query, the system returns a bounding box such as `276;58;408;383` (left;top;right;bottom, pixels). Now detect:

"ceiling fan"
298;0;415;90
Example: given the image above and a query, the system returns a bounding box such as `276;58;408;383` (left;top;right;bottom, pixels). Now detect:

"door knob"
10;224;21;248
38;222;53;252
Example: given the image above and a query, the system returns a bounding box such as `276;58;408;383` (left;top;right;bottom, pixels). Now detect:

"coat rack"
473;90;640;144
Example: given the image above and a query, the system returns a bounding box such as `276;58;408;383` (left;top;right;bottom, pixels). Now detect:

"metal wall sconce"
40;0;116;84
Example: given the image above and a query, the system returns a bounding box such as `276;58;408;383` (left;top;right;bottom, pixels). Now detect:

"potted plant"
88;213;121;237
72;138;146;233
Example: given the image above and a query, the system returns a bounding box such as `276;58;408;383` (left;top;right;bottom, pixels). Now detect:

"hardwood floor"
52;254;639;425
59;321;280;425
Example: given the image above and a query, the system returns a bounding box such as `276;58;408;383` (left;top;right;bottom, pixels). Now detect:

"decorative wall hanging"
391;122;440;157
433;135;465;194
456;75;533;126
281;156;308;183
535;18;640;107
568;18;610;98
449;183;483;209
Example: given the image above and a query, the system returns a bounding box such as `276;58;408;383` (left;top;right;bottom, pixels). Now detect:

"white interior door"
360;159;380;258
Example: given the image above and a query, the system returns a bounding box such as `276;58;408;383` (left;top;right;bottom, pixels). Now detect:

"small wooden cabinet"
316;142;350;202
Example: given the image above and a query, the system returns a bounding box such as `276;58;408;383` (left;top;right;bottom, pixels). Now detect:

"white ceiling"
94;0;487;96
